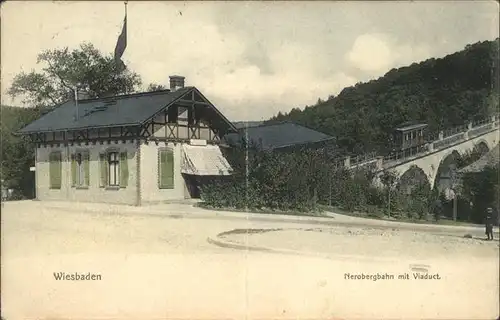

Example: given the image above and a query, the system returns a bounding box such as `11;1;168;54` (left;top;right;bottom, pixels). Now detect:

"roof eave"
270;136;336;150
192;88;238;133
16;122;142;135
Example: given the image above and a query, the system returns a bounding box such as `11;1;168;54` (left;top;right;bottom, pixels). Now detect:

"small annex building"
18;76;237;205
224;121;335;152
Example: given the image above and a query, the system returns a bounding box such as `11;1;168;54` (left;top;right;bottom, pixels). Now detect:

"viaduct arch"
371;124;498;191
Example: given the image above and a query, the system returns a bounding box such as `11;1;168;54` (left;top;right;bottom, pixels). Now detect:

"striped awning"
181;144;233;176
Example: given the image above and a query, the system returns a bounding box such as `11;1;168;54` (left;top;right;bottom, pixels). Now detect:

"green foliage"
267;39;500;155
460;165;499;223
8;42;142;108
202;145;384;213
204;144;497;223
146;83;167;92
380;170;398;189
3;42;146;197
1;105;40;198
397;181;433;220
202;147;323;212
456;148;484;169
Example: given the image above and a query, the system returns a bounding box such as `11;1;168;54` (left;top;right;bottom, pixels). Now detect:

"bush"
460;165;499;223
202;144;499;221
200;147;322;212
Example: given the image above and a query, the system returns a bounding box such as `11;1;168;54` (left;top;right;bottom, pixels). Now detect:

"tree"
460;165;499;223
3;42;144;198
8;42;142;108
267;38;499;156
146;83;167;92
380;170;399;217
1;105;40;199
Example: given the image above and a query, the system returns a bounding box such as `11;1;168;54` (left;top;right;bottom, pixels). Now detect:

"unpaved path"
220;226;498;260
1;200;499;320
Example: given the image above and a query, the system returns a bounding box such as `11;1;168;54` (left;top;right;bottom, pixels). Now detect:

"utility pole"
451;167;457;222
74;85;79;121
329;167;332;207
453;192;457;222
388;186;391;218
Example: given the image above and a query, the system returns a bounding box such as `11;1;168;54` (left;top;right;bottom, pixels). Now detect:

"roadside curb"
46;203;491;235
206;230;409;264
16;200;497;235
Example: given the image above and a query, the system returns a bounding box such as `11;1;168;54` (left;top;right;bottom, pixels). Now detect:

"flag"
114;10;127;70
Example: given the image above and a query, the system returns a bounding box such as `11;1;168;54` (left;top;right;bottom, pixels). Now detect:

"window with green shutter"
119;151;128;188
99;153;107;187
83;151;90;187
72;150;89;188
71;154;77;187
49;151;62;189
108;151;120;187
158;149;174;189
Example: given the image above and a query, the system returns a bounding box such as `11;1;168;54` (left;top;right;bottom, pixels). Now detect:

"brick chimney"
169;75;185;91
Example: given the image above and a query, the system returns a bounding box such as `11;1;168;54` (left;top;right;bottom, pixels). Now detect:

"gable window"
167;105;178;123
71;151;90;188
188;107;195;125
158;148;174;189
49;151;62;189
99;150;129;189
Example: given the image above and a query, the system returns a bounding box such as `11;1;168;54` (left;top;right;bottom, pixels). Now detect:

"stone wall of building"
139;142;190;203
35;141;139;205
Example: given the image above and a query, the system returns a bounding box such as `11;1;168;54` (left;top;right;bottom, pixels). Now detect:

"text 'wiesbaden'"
53;272;102;281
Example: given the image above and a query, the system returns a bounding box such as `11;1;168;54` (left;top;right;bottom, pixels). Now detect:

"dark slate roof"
232;121;265;129
19;87;193;133
223;121;334;150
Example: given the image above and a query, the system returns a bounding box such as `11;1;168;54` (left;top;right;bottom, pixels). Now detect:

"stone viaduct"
339;115;499;192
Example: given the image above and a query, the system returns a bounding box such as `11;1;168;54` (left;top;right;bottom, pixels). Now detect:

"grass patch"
196;202;332;218
219;228;283;237
319;205;482;227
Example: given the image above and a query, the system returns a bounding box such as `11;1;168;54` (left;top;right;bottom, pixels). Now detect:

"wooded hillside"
268;39;500;155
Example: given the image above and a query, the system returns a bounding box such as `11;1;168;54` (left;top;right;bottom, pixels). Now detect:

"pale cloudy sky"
1;1;498;121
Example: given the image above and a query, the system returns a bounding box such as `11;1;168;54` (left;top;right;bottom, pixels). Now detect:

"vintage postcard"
1;1;499;319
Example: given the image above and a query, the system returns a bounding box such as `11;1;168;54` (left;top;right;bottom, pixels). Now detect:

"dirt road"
1;201;499;319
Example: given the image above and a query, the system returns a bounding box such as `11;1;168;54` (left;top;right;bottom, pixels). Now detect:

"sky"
1;1;498;121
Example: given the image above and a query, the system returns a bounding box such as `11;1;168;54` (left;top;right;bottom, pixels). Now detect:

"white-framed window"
71;151;89;187
108;152;120;187
98;150;128;188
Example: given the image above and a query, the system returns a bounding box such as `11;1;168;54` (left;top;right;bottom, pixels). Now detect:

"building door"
182;174;201;198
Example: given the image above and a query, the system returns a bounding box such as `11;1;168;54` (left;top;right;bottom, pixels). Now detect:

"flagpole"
114;0;128;72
